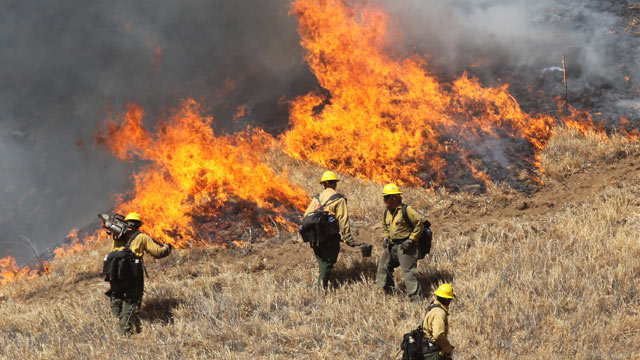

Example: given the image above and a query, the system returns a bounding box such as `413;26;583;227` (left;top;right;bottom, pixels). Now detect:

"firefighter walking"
303;171;356;289
375;183;425;301
104;212;172;335
422;283;456;359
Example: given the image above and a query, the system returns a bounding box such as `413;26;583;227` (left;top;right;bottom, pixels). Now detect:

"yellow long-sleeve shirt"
382;204;424;242
303;188;353;243
111;231;171;259
422;300;453;354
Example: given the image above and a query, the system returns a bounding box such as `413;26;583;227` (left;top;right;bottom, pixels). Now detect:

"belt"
391;237;409;244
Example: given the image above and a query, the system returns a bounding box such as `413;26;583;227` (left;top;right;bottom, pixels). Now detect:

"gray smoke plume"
0;0;312;264
382;0;640;119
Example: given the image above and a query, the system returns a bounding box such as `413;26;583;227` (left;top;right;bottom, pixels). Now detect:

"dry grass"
540;128;637;180
1;129;640;359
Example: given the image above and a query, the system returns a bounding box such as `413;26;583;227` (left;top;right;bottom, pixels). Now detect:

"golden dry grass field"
1;128;639;359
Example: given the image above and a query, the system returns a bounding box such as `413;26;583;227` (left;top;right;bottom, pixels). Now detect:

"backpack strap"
401;204;416;227
319;193;344;210
417;302;443;331
124;230;141;250
426;302;443;313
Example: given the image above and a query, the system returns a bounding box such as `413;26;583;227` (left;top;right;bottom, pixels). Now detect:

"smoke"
382;0;639;116
0;0;312;264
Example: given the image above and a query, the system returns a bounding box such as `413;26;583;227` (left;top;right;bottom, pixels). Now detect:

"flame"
52;228;102;258
0;256;44;285
233;104;252;121
281;0;594;187
96;99;308;248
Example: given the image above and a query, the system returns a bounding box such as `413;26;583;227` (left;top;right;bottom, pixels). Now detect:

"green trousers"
423;352;450;360
109;286;143;335
375;242;422;299
313;241;340;289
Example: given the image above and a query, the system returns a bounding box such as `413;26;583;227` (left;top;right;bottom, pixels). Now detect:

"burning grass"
1;131;639;359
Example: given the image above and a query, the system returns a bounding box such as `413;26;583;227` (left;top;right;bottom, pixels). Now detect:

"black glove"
381;236;390;248
400;239;413;250
345;239;357;247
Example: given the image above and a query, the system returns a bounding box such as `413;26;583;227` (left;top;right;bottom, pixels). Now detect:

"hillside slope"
1;128;639;359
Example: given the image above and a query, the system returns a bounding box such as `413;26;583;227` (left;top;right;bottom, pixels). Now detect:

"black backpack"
401;303;443;359
103;230;144;289
401;326;427;360
385;205;433;259
299;193;344;248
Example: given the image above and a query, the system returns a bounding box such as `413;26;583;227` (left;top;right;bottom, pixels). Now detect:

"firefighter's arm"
140;234;171;259
406;206;424;242
334;198;353;243
381;212;390;239
431;311;454;354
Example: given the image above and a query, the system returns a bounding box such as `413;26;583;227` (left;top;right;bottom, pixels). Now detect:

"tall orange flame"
281;0;592;186
97;99;308;247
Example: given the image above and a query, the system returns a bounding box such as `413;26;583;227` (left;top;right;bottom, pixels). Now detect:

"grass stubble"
0;127;639;359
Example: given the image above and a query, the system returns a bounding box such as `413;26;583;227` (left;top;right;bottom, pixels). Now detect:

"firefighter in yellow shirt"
423;283;456;359
106;212;172;335
303;171;355;289
375;183;424;301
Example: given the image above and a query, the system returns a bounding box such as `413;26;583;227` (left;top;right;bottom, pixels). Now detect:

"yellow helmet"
124;212;142;222
434;283;455;299
320;170;339;183
382;183;403;196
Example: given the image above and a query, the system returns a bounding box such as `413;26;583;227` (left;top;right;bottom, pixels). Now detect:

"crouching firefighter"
422;283;456;359
300;171;357;290
101;212;172;335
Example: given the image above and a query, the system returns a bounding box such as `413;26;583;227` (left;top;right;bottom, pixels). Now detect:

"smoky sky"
383;0;640;118
1;0;637;265
0;0;313;264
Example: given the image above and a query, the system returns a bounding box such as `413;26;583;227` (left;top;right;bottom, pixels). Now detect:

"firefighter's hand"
400;239;413;250
381;236;390;248
345;239;357;247
164;243;173;253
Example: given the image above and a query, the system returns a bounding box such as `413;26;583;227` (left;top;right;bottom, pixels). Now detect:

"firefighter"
422;283;456;359
106;212;172;335
303;171;356;289
375;183;425;301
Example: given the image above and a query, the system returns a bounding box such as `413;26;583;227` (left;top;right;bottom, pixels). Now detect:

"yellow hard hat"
124;212;142;222
382;183;403;196
434;283;455;299
320;170;339;183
